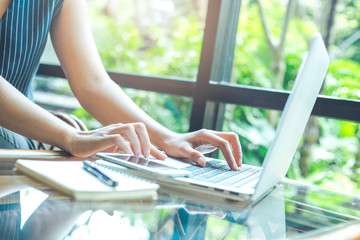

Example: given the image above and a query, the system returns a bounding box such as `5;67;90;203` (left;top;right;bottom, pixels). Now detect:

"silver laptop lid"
252;33;330;200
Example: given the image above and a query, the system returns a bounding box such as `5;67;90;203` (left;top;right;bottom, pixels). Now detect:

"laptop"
97;32;330;204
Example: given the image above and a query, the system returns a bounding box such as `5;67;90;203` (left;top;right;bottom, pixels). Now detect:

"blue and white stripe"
0;192;21;240
0;0;64;100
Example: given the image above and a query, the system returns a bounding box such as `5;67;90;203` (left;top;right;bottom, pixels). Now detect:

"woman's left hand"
151;129;242;171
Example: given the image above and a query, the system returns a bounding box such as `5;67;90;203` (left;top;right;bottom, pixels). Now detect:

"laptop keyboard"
183;159;262;189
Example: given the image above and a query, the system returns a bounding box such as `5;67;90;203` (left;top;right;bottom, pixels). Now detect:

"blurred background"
37;0;360;195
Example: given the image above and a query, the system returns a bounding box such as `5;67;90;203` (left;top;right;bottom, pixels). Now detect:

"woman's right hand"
66;122;167;159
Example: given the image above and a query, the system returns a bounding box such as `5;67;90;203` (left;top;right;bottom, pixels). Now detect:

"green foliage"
233;2;275;87
124;89;191;133
143;14;202;79
71;108;102;130
88;4;143;72
325;59;360;99
305;118;360;187
89;4;202;78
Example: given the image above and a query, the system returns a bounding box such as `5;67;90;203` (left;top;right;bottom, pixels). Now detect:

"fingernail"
196;157;206;166
144;151;150;158
233;163;238;171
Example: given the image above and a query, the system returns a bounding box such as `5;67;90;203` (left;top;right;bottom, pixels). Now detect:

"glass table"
1;150;360;239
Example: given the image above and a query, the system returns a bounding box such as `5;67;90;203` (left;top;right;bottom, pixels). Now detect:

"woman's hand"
66;122;167;159
66;125;241;171
153;129;242;171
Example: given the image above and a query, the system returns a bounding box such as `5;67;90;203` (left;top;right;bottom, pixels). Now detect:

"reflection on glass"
1;183;359;239
64;210;93;239
65;210;151;240
64;209;174;240
246;185;285;239
20;188;48;229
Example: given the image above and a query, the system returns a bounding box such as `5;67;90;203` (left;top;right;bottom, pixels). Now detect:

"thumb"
150;146;167;160
184;147;206;167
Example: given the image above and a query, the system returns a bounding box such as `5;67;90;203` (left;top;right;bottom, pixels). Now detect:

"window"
37;0;360;195
88;0;208;80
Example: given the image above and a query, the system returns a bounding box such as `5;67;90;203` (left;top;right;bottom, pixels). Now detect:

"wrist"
151;129;180;151
58;127;80;154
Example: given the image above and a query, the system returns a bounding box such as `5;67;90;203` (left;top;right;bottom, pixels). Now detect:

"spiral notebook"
15;159;159;201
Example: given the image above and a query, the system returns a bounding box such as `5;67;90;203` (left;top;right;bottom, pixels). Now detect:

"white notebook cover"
15;159;159;201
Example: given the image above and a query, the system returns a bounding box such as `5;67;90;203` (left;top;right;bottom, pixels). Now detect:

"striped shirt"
0;0;64;100
0;192;20;240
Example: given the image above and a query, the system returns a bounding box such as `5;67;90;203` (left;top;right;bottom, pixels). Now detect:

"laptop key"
206;168;251;184
206;159;226;167
230;171;262;188
186;167;215;176
183;162;260;187
206;171;242;184
192;169;229;181
219;169;261;187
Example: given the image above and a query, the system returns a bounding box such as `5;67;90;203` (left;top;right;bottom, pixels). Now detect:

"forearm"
0;77;76;150
74;78;176;148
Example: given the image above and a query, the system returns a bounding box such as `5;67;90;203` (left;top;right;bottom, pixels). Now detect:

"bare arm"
50;0;242;169
0;76;75;150
0;76;154;157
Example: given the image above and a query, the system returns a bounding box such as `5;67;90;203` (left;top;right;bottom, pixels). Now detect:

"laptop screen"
252;33;330;200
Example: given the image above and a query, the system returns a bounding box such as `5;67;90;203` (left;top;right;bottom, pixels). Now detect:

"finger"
74;134;132;157
112;124;142;156
216;132;242;167
195;144;217;154
132;123;151;158
183;146;206;167
98;135;133;155
102;145;119;153
150;146;167;160
197;132;238;170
